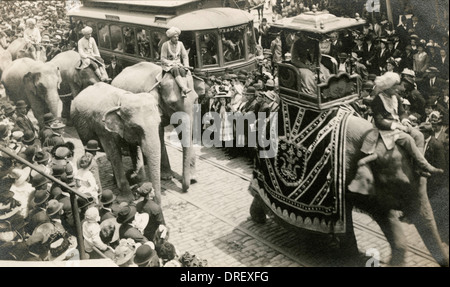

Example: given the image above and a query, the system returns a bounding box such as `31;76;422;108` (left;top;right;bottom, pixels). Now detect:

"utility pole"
385;0;393;24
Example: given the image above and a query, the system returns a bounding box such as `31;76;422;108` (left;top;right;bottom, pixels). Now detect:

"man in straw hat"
77;25;110;82
160;26;192;97
370;72;444;177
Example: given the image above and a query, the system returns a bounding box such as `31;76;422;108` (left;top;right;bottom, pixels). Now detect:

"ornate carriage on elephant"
248;8;449;267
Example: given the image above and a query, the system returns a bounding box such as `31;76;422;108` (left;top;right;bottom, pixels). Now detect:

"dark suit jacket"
106;63;123;80
424;136;447;196
417;76;447;99
371;93;408;130
119;223;148;244
15;114;36;134
136;199;165;241
99;207;116;222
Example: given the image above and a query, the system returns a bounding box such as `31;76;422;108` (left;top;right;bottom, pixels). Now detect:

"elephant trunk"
141;136;162;205
182;145;192;193
45;91;60;122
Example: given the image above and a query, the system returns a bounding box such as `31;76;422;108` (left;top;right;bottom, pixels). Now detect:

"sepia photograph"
0;0;448;272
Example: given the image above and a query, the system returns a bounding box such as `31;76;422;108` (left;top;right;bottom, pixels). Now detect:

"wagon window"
110;25;123;53
123;26;136;55
199;32;218;66
179;31;196;68
246;24;256;59
222;28;245;63
97;22;111;49
137;28;151;58
150;30;166;60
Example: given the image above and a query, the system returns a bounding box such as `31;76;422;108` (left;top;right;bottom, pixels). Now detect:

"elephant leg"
190;151;197;184
160;125;173;180
371;208;408;266
98;136;133;203
250;193;267;224
404;177;449;267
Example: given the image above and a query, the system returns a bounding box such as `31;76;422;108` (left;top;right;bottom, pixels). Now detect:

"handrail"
0;146;88;260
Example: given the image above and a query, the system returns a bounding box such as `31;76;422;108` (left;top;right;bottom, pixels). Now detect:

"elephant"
70;82;162;203
0;48;12;81
7;38;47;62
249;113;449;267
111;62;198;193
2;57;62;124
50;50;101;122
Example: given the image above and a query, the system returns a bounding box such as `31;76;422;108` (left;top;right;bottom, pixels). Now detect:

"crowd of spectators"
0;101;205;266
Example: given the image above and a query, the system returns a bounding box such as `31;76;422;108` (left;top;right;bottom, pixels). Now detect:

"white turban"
166;27;181;38
26;18;36;25
81;26;93;35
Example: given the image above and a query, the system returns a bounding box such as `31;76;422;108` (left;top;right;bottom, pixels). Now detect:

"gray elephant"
50;50;101;122
7;38;47;62
111;62;198;193
70;82;161;203
2;58;61;124
250;113;449;267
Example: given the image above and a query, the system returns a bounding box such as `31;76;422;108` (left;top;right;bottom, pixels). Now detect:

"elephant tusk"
357;153;378;167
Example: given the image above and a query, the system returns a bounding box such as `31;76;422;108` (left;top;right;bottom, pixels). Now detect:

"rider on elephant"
160;26;192;97
23;18;41;47
77;26;110;82
370;72;444;177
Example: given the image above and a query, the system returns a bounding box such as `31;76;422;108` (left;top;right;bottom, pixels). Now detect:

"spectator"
99;189;118;222
75;153;99;202
83;206;114;259
135;182;166;242
117;205;149;244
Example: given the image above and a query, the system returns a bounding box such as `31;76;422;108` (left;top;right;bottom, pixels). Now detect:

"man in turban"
23;18;41;45
160;26;191;96
77;26;110;82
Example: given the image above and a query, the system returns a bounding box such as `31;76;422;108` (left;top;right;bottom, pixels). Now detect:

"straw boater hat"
214;91;231;99
10;167;31;186
46;199;64;216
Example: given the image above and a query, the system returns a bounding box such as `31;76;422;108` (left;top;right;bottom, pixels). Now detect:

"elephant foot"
190;178;197;184
250;196;267;224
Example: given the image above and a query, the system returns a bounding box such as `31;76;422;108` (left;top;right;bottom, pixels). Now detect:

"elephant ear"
23;72;41;96
102;104;124;138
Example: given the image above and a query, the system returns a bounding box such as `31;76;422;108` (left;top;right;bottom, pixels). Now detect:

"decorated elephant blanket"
251;98;354;234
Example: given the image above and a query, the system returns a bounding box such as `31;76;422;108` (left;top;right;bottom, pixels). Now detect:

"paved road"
64;125;446;267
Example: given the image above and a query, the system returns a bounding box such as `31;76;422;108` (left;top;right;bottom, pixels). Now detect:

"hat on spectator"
386;57;397;66
85;207;101;223
134;244;157;266
33;150;50;164
338;52;348;59
81;26;93;35
43;113;56;125
22;130;36;145
4;104;16;115
10;167;30;186
33;189;50;205
54;146;71;160
116;205;137;224
26;18;36;25
46;199;64;216
410;34;419;40
16;100;27;109
114;239;137;266
50;120;65;130
83;140;100;152
100;189;116;205
11;130;24;141
237;74;247;83
402;98;411;106
401;68;415;78
32;174;50;190
244;86;256;96
52;164;66;178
